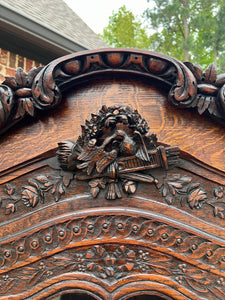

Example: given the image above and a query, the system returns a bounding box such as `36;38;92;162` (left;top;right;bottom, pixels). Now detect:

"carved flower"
187;188;207;209
214;186;224;199
22;186;39;207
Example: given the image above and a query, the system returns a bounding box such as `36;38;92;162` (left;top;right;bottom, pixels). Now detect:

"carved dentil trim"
1;49;225;135
0;214;225;273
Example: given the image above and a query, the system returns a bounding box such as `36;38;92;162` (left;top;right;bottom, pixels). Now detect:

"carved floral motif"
0;67;43;133
157;174;225;219
0;214;225;272
0;106;224;218
0;243;225;298
185;62;225;121
0;171;73;214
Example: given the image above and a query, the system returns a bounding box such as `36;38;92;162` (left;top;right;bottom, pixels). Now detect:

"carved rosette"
1;49;224;135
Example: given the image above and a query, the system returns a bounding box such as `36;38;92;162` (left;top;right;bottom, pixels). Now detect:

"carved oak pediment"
0;49;225;300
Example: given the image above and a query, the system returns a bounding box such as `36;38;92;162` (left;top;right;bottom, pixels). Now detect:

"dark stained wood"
0;49;225;300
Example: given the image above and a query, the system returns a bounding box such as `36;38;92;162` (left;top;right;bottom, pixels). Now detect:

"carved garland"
0;215;225;272
0;244;225;298
1;50;225;135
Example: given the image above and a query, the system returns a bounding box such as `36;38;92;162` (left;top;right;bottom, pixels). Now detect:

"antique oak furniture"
0;49;225;299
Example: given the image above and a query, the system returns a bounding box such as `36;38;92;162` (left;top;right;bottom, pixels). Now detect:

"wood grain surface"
0;76;224;174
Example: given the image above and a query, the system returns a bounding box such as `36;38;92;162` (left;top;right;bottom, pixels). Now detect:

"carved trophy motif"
57;105;180;200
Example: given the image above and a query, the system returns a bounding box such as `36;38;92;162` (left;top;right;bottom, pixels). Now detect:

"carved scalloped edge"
0;213;225;274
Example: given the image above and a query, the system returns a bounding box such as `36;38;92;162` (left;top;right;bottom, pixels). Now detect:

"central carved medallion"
57;105;180;199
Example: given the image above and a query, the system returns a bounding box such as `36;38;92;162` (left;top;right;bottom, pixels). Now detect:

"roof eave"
0;2;89;63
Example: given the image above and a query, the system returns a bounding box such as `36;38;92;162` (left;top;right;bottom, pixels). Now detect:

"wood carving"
1;244;225;299
1;105;224;220
57;105;179;200
1;49;225;136
0;48;225;300
0;212;225;299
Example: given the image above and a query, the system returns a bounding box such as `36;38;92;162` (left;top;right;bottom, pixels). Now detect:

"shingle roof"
0;0;107;49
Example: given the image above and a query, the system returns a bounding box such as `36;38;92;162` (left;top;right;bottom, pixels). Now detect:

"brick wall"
0;48;43;83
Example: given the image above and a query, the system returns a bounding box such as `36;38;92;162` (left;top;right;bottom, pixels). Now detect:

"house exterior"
0;0;107;81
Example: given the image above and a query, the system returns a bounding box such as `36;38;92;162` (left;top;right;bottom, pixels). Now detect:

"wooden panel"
0;76;224;174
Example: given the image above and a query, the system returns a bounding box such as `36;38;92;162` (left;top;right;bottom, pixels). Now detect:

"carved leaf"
62;172;74;187
15;68;28;87
5;203;15;215
214;186;224;198
35;175;49;184
203;64;217;84
89;179;100;188
185;277;211;293
4;184;15;196
3;77;17;89
90;186;100;198
214;206;225;219
184;62;203;83
22;98;35;116
15;99;26;118
165;194;173;205
28;270;45;285
197;95;212;115
188;188;207;209
27;67;43;87
150;264;172;276
0;85;14;126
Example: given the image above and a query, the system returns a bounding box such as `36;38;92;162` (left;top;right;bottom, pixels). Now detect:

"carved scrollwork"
1;50;225;135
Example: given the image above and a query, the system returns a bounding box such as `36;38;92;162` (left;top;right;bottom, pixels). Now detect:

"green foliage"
101;1;225;70
144;0;225;69
100;6;151;49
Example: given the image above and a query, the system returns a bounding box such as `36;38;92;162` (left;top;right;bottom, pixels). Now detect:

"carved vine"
157;174;225;219
0;215;225;272
0;171;73;215
0;244;225;298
